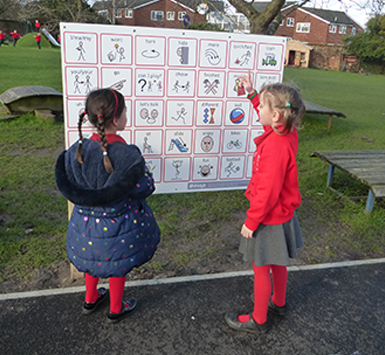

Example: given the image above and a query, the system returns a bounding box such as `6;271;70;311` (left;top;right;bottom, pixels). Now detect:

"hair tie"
285;103;291;107
103;151;108;156
97;114;103;119
109;88;119;118
83;110;87;115
78;140;82;144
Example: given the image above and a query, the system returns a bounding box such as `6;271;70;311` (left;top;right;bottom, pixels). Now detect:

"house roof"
92;0;224;12
250;2;361;27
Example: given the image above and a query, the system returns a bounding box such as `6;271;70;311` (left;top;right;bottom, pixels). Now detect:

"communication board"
60;22;286;194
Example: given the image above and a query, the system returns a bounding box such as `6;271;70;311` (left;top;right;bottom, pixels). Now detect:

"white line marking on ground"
1;257;385;301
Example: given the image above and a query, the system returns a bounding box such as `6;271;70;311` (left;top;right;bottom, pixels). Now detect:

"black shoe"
108;298;137;324
268;300;287;316
225;313;269;334
83;288;109;314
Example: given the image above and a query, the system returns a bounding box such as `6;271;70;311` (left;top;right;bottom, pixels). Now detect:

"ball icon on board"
229;108;245;124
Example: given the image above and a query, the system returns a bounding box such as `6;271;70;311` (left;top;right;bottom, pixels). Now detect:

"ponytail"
76;111;86;164
96;114;114;174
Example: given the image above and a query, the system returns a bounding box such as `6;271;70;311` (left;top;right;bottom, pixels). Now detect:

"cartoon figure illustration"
205;48;221;65
84;75;92;94
76;41;86;61
140;108;158;124
201;136;214;152
172;160;183;178
147;81;152;92
225;162;240;177
234;78;246;96
74;75;83;94
203;79;220;95
107;50;116;62
172;107;187;124
176;47;189;64
227;139;242;149
143;137;153;153
198;164;213;177
141;49;160;59
168;138;188;153
183;81;191;93
157;81;163;92
234;50;251;66
118;47;126;62
173;81;180;93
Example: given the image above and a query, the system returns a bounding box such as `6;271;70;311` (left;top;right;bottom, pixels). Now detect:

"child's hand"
241;224;254;239
239;71;254;94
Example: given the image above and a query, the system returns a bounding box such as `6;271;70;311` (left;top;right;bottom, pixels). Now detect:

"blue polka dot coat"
55;138;161;278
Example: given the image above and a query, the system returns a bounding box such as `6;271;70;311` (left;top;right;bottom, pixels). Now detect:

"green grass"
1;47;385;284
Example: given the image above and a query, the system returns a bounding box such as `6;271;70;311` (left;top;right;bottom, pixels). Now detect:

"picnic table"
304;100;346;129
311;150;385;213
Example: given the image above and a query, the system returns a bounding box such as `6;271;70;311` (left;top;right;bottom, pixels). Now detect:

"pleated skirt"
239;212;303;266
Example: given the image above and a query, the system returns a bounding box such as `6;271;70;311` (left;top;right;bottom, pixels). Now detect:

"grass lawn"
1;47;385;286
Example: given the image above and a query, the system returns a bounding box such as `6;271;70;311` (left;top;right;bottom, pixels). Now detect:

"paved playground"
0;260;384;355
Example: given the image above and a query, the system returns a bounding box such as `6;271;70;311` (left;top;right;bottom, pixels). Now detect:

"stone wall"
309;44;345;71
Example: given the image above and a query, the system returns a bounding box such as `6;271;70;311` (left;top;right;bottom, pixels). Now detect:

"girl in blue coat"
55;88;160;323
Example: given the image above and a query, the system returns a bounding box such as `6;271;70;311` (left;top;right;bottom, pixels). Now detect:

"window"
329;24;337;33
352;27;356;36
280;19;284;26
151;10;164;21
178;12;186;21
339;25;346;34
167;11;175;21
116;9;122;18
296;22;310;33
286;17;294;27
125;9;133;18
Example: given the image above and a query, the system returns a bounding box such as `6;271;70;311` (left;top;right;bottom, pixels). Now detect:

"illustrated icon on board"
110;79;127;91
172;107;188;124
140;108;158;124
234;50;251;66
107;44;126;62
201;136;214;152
203;79;220;95
172;80;191;93
233;78;246;96
262;55;277;66
226;139;242;150
198;164;213;177
172;160;183;178
143;137;153;153
84;75;92;94
141;49;160;59
74;75;83;94
168;138;189;153
203;107;215;124
76;41;86;61
225;162;240;177
230;108;245;124
205;48;221;65
176;47;189;64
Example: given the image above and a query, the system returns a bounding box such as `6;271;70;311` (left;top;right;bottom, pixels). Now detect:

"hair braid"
76;111;86;164
96;114;114;173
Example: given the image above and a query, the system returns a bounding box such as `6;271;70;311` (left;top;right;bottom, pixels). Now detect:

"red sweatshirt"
10;32;21;39
244;92;301;231
0;33;5;40
35;35;41;42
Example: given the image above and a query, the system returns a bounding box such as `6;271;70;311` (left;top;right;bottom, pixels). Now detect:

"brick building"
92;0;222;28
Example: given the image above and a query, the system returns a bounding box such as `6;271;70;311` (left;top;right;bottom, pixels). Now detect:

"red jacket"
244;93;301;231
10;32;21;39
0;33;5;40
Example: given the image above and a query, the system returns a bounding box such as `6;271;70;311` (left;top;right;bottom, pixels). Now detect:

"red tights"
238;263;288;324
85;273;126;314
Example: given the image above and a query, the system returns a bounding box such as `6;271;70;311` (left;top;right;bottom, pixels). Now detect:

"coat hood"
55;139;145;207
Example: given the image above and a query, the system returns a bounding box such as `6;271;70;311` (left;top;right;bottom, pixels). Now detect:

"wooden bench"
304;100;346;129
311;150;385;213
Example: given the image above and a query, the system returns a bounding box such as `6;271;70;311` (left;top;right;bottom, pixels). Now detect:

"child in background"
225;73;306;334
55;88;161;323
35;31;41;49
10;30;21;47
0;30;9;46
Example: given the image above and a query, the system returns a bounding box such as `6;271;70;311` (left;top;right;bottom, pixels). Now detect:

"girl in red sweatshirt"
10;30;21;47
225;73;306;335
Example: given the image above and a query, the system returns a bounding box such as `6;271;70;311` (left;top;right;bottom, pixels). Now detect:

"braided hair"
76;88;125;173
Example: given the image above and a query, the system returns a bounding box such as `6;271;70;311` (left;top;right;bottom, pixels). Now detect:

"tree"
343;14;385;72
19;0;108;36
0;0;21;19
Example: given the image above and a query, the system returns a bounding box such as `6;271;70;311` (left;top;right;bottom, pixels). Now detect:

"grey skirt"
239;212;303;266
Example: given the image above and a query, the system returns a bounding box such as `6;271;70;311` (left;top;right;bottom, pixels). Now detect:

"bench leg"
328;115;333;129
326;165;334;187
364;190;374;214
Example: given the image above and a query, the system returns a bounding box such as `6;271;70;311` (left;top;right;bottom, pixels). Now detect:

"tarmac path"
1;261;384;355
